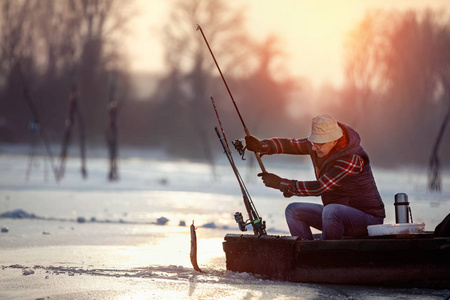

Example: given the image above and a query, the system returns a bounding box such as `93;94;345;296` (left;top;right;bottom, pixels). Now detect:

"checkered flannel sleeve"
260;138;310;155
279;154;365;197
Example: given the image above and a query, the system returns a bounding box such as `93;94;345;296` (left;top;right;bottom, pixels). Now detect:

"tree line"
0;0;449;172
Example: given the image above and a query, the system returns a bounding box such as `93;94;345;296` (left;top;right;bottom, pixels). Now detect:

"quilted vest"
313;124;386;218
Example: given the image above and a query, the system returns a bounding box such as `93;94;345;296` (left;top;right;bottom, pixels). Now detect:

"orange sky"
125;0;450;88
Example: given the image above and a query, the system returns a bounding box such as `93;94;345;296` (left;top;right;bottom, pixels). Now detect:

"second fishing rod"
211;96;266;235
196;24;267;174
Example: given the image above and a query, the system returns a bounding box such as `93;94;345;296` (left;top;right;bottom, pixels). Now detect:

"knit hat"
308;114;343;143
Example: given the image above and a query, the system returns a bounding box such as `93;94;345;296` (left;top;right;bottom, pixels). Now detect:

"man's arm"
279;154;365;197
260;138;310;155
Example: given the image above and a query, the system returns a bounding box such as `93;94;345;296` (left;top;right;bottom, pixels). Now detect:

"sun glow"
245;1;373;87
101;231;225;270
127;0;450;88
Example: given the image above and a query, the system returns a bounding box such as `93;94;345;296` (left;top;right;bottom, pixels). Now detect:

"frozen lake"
1;148;449;299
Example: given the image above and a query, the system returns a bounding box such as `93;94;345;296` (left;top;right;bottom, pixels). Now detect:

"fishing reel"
232;139;246;160
234;212;267;235
234;212;247;231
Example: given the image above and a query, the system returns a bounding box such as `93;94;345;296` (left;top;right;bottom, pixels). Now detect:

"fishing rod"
197;24;267;174
211;97;266;236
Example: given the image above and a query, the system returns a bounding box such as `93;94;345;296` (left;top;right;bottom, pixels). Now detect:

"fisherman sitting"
243;114;385;240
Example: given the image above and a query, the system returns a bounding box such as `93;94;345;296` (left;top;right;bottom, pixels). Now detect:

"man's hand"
245;135;262;152
257;172;281;189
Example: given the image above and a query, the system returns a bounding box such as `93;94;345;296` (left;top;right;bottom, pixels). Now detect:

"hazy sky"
125;0;450;88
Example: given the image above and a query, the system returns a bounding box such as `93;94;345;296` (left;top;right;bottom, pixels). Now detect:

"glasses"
311;142;326;149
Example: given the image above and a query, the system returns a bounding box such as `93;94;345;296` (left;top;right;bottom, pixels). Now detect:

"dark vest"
312;124;385;218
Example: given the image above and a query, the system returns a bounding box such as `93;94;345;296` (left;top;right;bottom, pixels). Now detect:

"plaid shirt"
261;138;365;197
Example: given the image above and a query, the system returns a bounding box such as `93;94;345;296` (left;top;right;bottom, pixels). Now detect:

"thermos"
394;193;411;223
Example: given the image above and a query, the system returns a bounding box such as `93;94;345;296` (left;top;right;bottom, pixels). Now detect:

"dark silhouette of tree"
57;76;87;181
428;76;450;191
152;0;251;160
106;71;120;181
238;35;299;137
341;9;450;168
341;11;385;127
0;0;38;139
151;0;300;166
0;0;134;162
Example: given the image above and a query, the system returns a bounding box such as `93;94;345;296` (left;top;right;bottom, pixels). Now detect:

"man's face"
311;141;337;158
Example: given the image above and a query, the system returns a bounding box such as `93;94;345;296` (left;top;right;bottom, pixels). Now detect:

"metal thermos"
394;193;410;223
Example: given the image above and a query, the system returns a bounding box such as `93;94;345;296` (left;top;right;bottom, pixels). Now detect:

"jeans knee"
322;204;345;220
285;203;296;218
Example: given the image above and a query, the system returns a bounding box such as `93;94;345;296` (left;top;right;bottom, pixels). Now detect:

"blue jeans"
285;202;384;240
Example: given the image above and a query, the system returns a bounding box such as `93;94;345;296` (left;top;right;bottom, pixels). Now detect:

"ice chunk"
0;209;36;219
156;217;169;225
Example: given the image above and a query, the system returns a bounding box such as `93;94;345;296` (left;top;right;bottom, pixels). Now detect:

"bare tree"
342;11;386;127
238;34;299;137
0;0;60;180
428;79;450;191
0;0;133;139
153;0;251;161
152;0;299;166
342;9;450;167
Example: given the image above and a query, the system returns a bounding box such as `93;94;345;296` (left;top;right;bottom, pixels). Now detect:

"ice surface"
1;148;449;299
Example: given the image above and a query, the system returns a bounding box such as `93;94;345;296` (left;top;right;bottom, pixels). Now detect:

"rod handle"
244;127;267;173
255;153;267;173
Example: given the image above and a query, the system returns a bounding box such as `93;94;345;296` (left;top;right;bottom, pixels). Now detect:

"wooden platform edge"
223;234;299;281
222;234;450;288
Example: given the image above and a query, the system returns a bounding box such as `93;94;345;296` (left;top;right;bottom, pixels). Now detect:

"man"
244;114;385;240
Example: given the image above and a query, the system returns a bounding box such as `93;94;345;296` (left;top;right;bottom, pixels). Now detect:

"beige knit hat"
308;114;343;143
